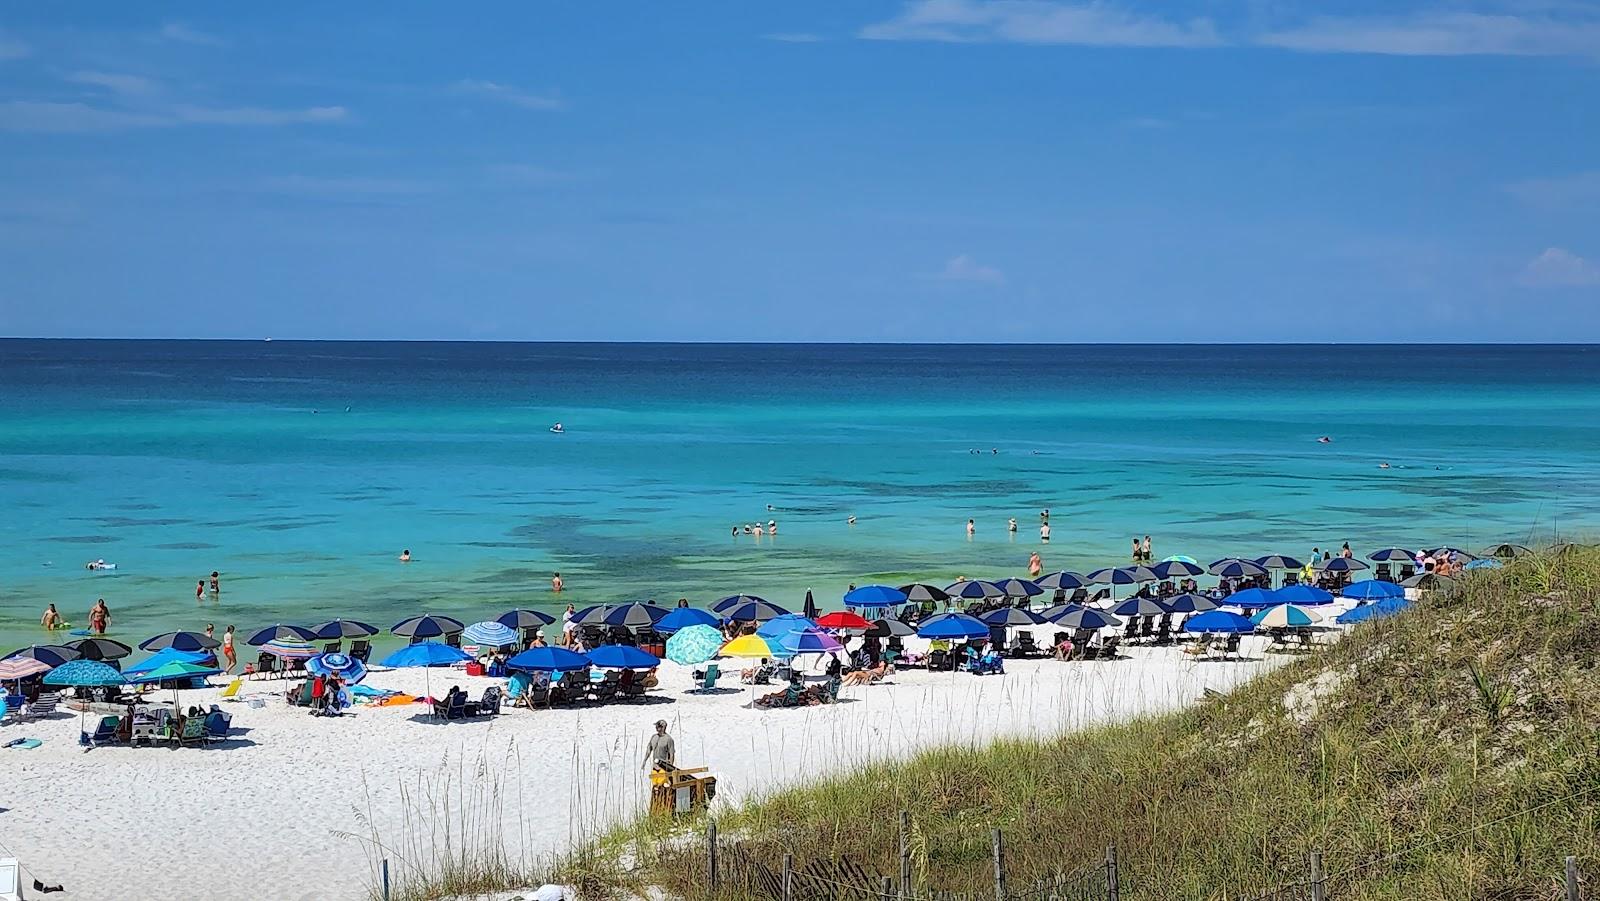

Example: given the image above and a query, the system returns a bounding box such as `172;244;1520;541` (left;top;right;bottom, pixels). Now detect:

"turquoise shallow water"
2;340;1597;652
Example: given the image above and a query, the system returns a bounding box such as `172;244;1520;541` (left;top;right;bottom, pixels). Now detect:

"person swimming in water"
1318;436;1332;443
847;515;856;525
551;422;564;433
966;519;975;537
399;549;412;562
1008;518;1018;533
40;603;61;630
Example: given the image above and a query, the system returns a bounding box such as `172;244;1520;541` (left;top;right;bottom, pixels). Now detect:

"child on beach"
196;580;205;601
222;625;236;673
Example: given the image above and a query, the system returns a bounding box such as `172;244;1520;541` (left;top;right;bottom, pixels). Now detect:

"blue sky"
1;2;1597;341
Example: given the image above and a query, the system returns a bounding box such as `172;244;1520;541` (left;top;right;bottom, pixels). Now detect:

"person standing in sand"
222;625;237;673
643;719;676;772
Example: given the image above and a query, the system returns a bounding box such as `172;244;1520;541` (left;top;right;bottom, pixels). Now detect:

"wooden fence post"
781;853;793;901
706;819;718;897
881;875;895;901
901;809;913;900
992;828;1006;901
380;858;390;901
1310;851;1325;901
1568;855;1579;901
1106;844;1119;901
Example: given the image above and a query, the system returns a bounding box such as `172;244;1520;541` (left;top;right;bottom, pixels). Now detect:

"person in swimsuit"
210;571;220;593
551;572;563;592
196;580;205;601
1142;536;1152;561
89;598;110;635
1132;537;1141;560
1008;518;1018;533
966;519;975;537
1027;552;1042;578
221;625;237;673
399;549;412;562
40;603;61;630
1040;522;1051;542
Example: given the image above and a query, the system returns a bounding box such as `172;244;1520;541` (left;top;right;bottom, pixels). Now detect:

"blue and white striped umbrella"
1160;593;1219;614
391;614;464;639
1109;597;1166;617
307;652;368;684
991;578;1043;598
1045;605;1121;630
461;621;519;647
979;607;1047;627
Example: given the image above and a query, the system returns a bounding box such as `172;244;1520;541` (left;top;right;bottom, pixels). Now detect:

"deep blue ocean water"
2;340;1596;650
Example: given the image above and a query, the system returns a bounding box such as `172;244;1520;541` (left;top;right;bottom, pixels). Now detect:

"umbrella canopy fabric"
1402;572;1459;591
4;645;80;667
1465;558;1503;570
122;648;209;678
569;604;613;626
1253;555;1305;570
1367;547;1416;562
63;637;133;661
945;580;1004;599
1315;557;1369;573
1109;597;1166;617
1035;571;1088;590
586;645;661;669
260;639;317;659
125;660;221;684
916;613;990;640
664;625;723;665
307;652;368;683
140;631;220;652
600;602;668;630
1161;593;1220;614
815;611;872;631
898;583;952;603
723;600;790;623
1183;610;1255;634
773;628;844;657
802;590;820;620
0;657;51;680
979;606;1047;627
1426;547;1477;561
844;585;909;607
43;659;124;687
380;642;471;668
244;624;318;646
507;646;591;672
719;634;776;659
1227;588;1280;609
1152;560;1204;579
756;614;819;638
1481;543;1531;559
1337;597;1409;624
1046;605;1121;630
1270;584;1336;606
312;619;379;639
390;614;465;639
1162;555;1199;565
1249;604;1322;628
495;609;556;630
867;618;917;638
1341;580;1405;600
711;595;769;614
461;621;519;647
1087;567;1151;586
991;578;1043;598
655;608;719;634
1208;558;1267;578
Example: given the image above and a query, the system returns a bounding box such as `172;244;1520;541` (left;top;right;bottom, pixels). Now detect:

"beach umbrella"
140;630;220;652
1402;572;1459;592
1160;593;1219;614
125;659;221;712
979;607;1047;627
1337;597;1409;624
656;608;719;634
1226;588;1279;609
45;659;126;735
569;604;613;626
1465;558;1503;570
1152;560;1204;579
306;652;368;684
1253;555;1304;571
991;578;1043;599
844;585;908;608
815;611;873;631
664;624;723;665
390;614;464;640
1341;580;1405;600
312;619;380;640
4;645;80;667
1366;547;1416;562
773;628;844;658
916;613;991;641
1035;571;1087;590
945;580;1004;600
1162;555;1198;565
723;599;790;623
719;634;777;659
1183;610;1255;634
1046;605;1121;630
711;595;768;615
1249;604;1322;629
261;639;317;659
867;618;917;638
1269;584;1336;606
1087;566;1157;585
1109;597;1166;618
1426;547;1477;561
63;638;133;661
244;624;317;646
898;583;952;603
585;645;660;670
599;602;668;630
802;590;820;620
122;648;209;679
756;614;819;638
1481;543;1531;559
1208;558;1267;579
383;641;474;711
496;609;556;634
0;658;51;680
461;621;519;647
1315;557;1369;574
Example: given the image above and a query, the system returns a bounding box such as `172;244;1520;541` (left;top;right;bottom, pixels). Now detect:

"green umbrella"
127;660;221;716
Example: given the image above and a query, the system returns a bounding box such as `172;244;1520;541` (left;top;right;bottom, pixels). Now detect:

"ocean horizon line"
4;336;1598;348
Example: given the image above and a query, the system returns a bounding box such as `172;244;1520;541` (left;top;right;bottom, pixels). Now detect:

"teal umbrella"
44;659;125;739
665;624;722;666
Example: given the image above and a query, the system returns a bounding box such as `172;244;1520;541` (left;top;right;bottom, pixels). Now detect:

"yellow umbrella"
719;634;774;658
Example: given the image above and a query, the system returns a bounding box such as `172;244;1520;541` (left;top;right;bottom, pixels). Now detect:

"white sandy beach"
1;632;1294;901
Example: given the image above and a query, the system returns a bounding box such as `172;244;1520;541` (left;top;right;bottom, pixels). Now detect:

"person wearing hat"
643;719;675;772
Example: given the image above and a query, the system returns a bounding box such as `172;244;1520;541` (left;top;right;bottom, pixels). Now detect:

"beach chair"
477;686;502;716
1139;616;1155;640
1155;616;1173;645
80;714;122;748
322;641;342;654
21;693;60;720
1014;632;1039;657
349;640;372;662
524;681;550;707
432;693;467;719
688;664;721;693
250;651;276;680
173;716;207;747
1121;618;1139;641
1211;634;1242;660
218;679;242;701
592;672;621;703
1099;637;1122;660
444;632;462;649
202;710;231;743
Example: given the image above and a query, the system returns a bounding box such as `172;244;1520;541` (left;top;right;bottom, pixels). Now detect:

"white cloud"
453;79;565;111
161;22;225;46
938;253;1006;285
0;100;347;133
66;70;158;96
0;33;29;61
1258;12;1600;56
764;32;825;42
1506;171;1600;209
861;0;1222;47
1522;247;1600;287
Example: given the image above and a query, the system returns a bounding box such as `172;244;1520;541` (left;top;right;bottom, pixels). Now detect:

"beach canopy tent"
1152;559;1204;579
655;608;720;634
245;624;318;646
815;611;872;631
1035;571;1088;590
1269;584;1335;605
1226;588;1279;609
1316;557;1369;574
719;634;776;659
461;622;519;647
122;648;209;679
1341;580;1405;600
599;602;669;630
586;645;660;669
664;625;723;665
1482;543;1531;559
722;600;790;623
945;580;1005;600
1208;558;1268;578
1249;604;1322;628
1160;593;1220;614
63;637;133;661
4;645;80;667
773;628;844;658
1337;597;1409;624
916;613;990;641
1108;597;1166;618
313;619;380;639
868;618;917;638
756;614;819;638
711;595;770;615
1465;558;1503;570
390;615;464;640
1045;605;1121;630
0;657;51;680
844;585;908;608
1253;555;1305;571
979;606;1047;627
495;609;555;631
991;578;1043;599
140;631;220;652
1183;610;1255;634
307;652;368;684
380;641;471;669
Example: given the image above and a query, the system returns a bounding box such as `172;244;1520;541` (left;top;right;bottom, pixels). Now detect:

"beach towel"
4;738;41;749
376;693;419;707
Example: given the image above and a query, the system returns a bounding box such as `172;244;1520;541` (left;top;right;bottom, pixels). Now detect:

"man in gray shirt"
643;719;676;771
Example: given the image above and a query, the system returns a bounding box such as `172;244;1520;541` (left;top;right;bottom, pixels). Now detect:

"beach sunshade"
899;583;952;602
600;602;669;630
1249;604;1322;629
306;652;367;683
1465;558;1503;570
719;634;777;659
63;638;133;661
945;580;1004;599
868;618;917;638
1253;555;1305;571
916;613;990;641
656;607;720;634
495;609;556;631
1341;580;1405;600
1402;572;1459;592
125;660;221;684
260;639;317;659
43;659;124;687
1366;547;1417;562
140;630;220;652
1183;610;1255;634
586;645;661;669
390;614;465;639
461;621;519;647
4;645;80;667
1226;587;1279;609
380;642;471;668
1270;584;1336;606
1109;597;1167;618
123;648;209;678
312;619;379;639
1035;571;1087;590
1046;605;1121;630
1089;566;1158;585
1151;560;1204;579
1337;597;1409;624
756;614;819;638
569;604;613;625
1161;555;1199;565
0;658;52;680
664;625;723;665
979;606;1047;627
506;646;590;672
844;585;909;608
1481;543;1531;559
723;599;790;623
774;628;845;657
1315;557;1369;573
1160;593;1219;614
1208;558;1267;578
1426;547;1477;561
816;611;873;631
244;624;318;646
802;589;820;620
991;578;1043;598
711;595;768;615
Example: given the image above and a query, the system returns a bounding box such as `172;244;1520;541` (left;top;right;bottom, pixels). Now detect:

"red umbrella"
815;611;872;631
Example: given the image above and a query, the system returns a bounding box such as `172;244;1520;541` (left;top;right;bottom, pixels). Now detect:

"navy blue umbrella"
991;578;1043;598
1035;571;1087;590
1315;557;1369;573
496;609;555;630
63;638;132;661
655;607;719;634
803;590;820;620
600;602;668;630
1087;566;1157;585
1253;555;1304;571
945;580;1004;600
1270;584;1335;605
1366;547;1416;563
507;646;591;672
1425;546;1476;561
1109;597;1166;617
1208;558;1267;579
312;619;379;640
899;583;952;603
245;624;318;647
1160;593;1219;614
4;645;80;667
723;599;790;623
140;630;221;652
570;604;614;626
1046;605;1121;630
1226;588;1279;609
979;607;1047;627
1151;560;1204;579
844;585;909;608
712;595;768;614
1481;543;1531;559
390;614;464;639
